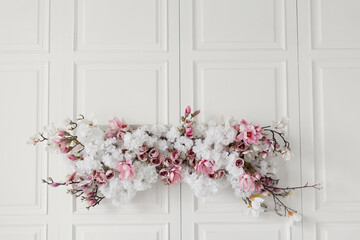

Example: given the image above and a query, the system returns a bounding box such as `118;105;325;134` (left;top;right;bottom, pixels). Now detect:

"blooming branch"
30;107;319;224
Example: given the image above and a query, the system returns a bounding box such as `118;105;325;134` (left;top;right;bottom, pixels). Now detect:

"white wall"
0;0;359;239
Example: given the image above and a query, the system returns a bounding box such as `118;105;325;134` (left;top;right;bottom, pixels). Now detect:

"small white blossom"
27;135;39;145
272;117;289;130
288;212;302;225
282;147;293;161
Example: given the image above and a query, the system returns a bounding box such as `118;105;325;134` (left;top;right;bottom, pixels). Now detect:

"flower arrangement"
29;106;319;224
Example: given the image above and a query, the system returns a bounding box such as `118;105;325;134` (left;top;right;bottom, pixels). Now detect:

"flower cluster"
30;106;319;223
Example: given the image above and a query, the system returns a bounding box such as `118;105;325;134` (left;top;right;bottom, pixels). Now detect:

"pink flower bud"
174;158;183;166
148;148;159;159
67;172;77;182
50;182;59;187
163;157;174;167
184;119;192;128
238;143;246;151
138;145;148;154
235;158;244;168
185;127;194;138
185;105;191;114
58;131;66;137
215;169;225;179
86;192;95;197
117;132;125;140
137;152;148;162
188;158;196;166
261;190;271;197
159;169;169;179
186;149;196;157
171;150;180;160
209;173;216;179
151;155;163;166
105;170;114;180
88;198;97;206
68;155;76;161
193;110;200;117
106;132;115;138
261;151;268;159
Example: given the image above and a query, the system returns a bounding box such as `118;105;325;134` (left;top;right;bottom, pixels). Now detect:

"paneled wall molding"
75;0;168;52
0;0;50;52
0;63;49;215
299;0;360;239
1;0;359;239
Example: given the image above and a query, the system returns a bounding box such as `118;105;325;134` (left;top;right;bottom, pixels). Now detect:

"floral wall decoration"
29;106;320;225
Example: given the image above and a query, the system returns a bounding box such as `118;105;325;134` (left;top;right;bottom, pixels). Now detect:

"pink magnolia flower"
239;173;258;192
109;117;129;132
195;159;215;176
185;105;191;114
92;170;107;185
167;166;182;184
171;150;180;160
185;126;194;138
54;138;70;153
236;120;263;145
148;148;159;159
116;160;135;180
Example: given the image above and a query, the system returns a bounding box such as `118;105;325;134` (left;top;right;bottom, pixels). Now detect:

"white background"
0;0;359;239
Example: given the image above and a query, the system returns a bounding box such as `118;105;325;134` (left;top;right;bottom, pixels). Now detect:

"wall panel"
0;63;48;215
0;0;49;52
298;0;360;239
180;0;301;239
